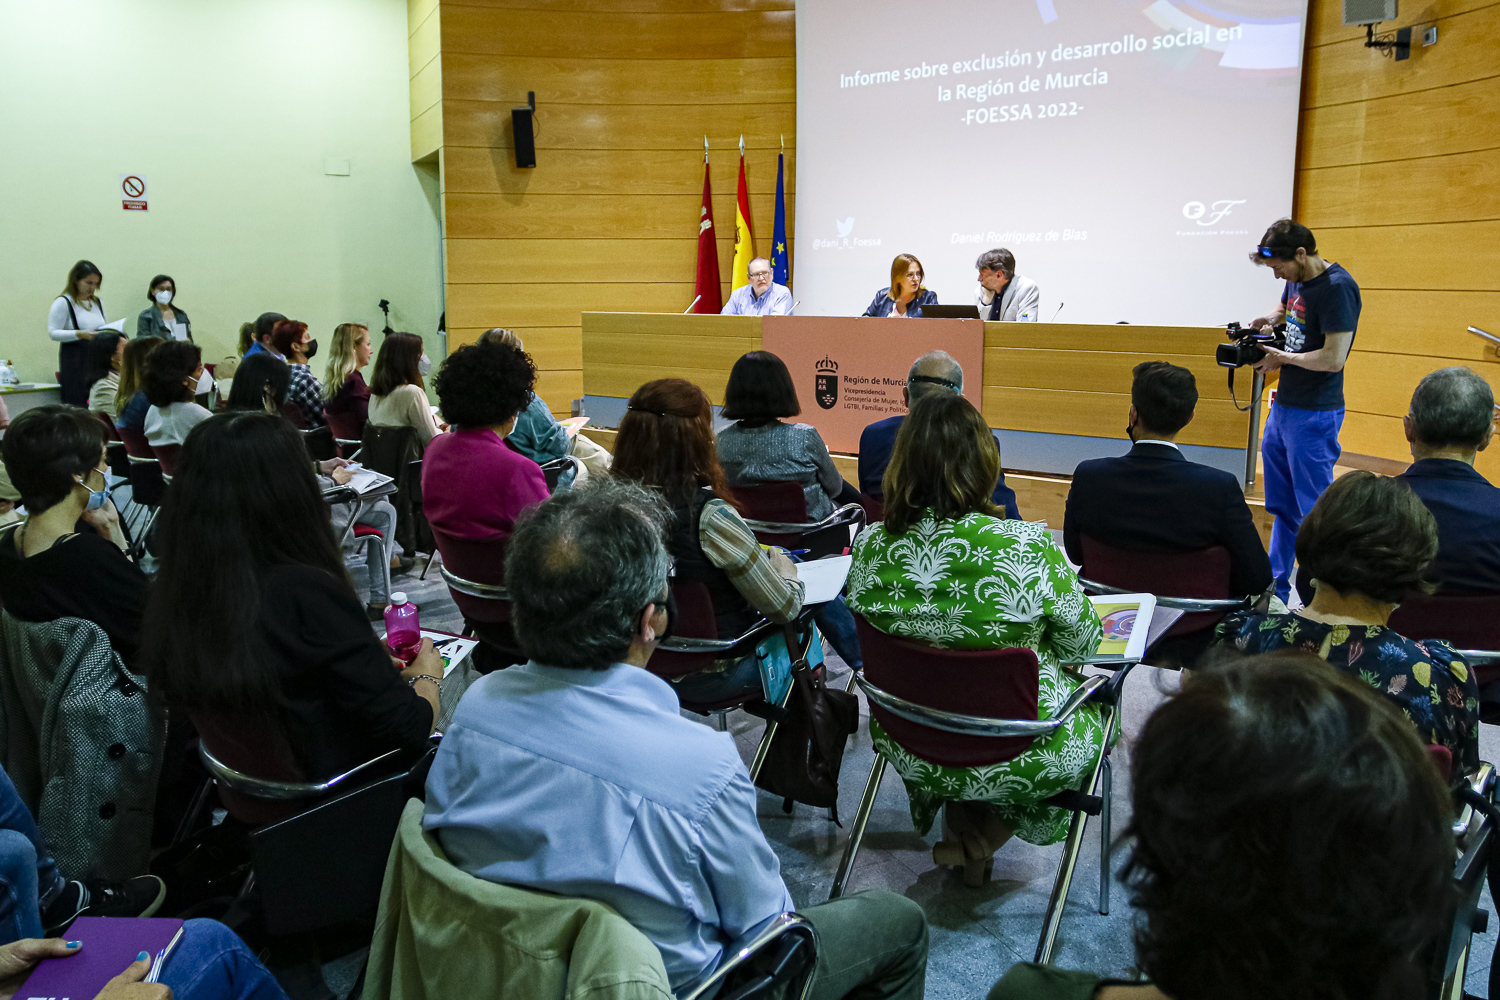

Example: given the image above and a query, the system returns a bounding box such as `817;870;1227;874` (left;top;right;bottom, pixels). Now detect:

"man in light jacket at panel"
973;248;1040;322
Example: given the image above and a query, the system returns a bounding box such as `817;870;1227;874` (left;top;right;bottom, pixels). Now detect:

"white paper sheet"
795;555;852;605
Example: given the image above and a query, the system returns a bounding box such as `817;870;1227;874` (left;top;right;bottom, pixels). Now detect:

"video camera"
1216;322;1286;368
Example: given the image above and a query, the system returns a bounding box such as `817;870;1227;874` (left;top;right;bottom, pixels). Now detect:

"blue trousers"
0;768;63;944
1262;403;1344;600
161;919;290;1000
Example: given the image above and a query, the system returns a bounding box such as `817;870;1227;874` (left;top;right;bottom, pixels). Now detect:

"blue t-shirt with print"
1276;262;1361;411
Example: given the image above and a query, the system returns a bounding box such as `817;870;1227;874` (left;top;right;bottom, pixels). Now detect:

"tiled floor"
377;553;1500;998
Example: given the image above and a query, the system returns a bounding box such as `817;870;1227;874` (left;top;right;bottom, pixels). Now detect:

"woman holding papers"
862;253;938;319
134;274;192;342
613;377;805;704
48;260;113;405
846;391;1105;887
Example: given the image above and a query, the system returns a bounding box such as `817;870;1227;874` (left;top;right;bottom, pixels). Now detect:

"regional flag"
770;148;789;289
730;136;755;292
694;145;723;314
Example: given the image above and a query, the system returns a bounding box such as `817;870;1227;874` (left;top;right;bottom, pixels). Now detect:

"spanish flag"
730;135;755;292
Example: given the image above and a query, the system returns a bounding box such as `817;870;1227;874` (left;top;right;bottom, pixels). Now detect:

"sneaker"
42;876;167;933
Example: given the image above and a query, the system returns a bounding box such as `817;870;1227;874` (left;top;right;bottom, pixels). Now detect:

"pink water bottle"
384;592;421;663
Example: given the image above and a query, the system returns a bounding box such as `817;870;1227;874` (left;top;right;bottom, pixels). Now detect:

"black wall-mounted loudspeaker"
512;91;537;169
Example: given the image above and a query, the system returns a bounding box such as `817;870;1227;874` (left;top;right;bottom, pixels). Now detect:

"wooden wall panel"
409;1;442;160
1296;0;1500;471
432;0;796;413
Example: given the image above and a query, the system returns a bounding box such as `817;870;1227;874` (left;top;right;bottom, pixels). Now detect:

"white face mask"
193;369;214;395
154;289;173;306
418;354;432;376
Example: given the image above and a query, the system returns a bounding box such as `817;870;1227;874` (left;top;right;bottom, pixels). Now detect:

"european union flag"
770;151;790;289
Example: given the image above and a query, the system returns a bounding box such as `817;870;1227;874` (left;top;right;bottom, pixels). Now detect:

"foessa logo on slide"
811;217;883;250
1176;199;1249;237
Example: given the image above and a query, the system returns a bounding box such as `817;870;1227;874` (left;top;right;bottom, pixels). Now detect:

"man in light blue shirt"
721;257;794;316
424;479;927;999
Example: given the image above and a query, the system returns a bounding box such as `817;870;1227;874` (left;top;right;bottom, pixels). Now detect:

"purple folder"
19;916;184;999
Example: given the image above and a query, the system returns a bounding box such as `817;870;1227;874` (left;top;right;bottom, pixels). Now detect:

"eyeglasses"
748;271;772;280
906;272;924;280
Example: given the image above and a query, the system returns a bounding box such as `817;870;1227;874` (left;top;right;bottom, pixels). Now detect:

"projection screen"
793;0;1309;326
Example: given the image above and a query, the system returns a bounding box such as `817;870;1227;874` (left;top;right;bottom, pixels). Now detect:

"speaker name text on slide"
795;0;1306;327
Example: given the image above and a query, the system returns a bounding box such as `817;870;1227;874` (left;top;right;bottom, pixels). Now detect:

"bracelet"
407;674;440;690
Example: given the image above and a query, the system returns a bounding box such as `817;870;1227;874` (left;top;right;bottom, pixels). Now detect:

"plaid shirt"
288;364;326;429
698;499;804;623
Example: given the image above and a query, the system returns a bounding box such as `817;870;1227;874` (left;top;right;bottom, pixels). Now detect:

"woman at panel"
83;332;127;419
862;253;938;319
988;653;1455;1000
423;338;549;546
140;412;442;784
229;353;405;617
846;391;1105;885
613;377;805;702
269;319;325;429
322;322;373;441
369;332;442;446
48;261;110;406
134;274;191;342
113;337;162;433
142;341;212;448
0;405;147;666
1213;469;1479;777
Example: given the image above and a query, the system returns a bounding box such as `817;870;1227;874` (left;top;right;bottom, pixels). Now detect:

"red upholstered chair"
432;528;525;672
733;481;865;558
858;492;884;525
1390;593;1500;720
833;615;1131;964
151;443;182;477
117;425;155;460
1078;536;1250;640
324;408;364;459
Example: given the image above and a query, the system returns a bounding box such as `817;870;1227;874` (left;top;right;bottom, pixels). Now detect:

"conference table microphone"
791;300;801;315
683;295;702;314
1051;302;1065;322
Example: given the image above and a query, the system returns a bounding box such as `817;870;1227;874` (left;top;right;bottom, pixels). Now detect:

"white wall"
0;0;443;383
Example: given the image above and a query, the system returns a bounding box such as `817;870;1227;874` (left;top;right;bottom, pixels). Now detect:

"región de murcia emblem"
815;356;839;410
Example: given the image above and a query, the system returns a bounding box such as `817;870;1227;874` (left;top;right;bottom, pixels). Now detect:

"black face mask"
304;339;319;360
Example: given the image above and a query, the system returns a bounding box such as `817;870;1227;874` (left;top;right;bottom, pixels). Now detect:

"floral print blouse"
1216;612;1480;778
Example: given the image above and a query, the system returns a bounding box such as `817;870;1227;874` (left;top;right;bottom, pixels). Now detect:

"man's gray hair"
1410;366;1495;450
975;248;1016;280
748;257;771;273
908;350;964;404
504;478;672;670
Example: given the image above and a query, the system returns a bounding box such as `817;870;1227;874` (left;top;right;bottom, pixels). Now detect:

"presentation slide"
793;0;1308;327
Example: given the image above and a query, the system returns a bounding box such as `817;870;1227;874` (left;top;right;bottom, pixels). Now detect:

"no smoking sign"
120;173;148;211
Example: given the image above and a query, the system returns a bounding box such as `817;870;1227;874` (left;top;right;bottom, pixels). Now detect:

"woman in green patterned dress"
847;392;1105;885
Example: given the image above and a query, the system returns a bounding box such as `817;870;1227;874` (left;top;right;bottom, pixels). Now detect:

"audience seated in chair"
846;392;1106;882
140;412;443;785
369;332;442;448
423;478;928;998
422;338;549;546
242;310;286;360
613;378;805;703
83;333;126;420
0;405;145;666
230;354;406;617
142;341;211;448
0;764;163;939
857;350;1020;519
990;652;1459;1000
1064;360;1271;598
270;319;325;431
1398;365;1500;594
321;321;373;443
1213;470;1479;779
113;336;162;434
717;350;861;519
476;328;580;487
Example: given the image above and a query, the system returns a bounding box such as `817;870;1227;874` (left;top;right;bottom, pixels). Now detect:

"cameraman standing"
1247;219;1361;602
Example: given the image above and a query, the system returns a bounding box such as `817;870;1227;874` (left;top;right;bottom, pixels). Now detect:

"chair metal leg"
1099;754;1112;915
419;548;439;581
1036;703;1118;965
748;675;796;784
829;754;886;899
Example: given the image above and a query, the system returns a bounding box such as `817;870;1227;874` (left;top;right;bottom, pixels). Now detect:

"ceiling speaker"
1343;0;1396;25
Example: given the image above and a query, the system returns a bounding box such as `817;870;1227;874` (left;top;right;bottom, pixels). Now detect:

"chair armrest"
659;614;776;654
1454;762;1496;840
1078;578;1250;613
744;502;867;536
1456;649;1500;666
199;743;406;801
322;486;359;506
854;671;1106;738
676;912;818;1000
440;565;510;601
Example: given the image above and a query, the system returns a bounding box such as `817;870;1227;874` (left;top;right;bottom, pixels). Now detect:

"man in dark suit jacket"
1063;361;1272;598
858;350;1021;519
1398;366;1500;594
